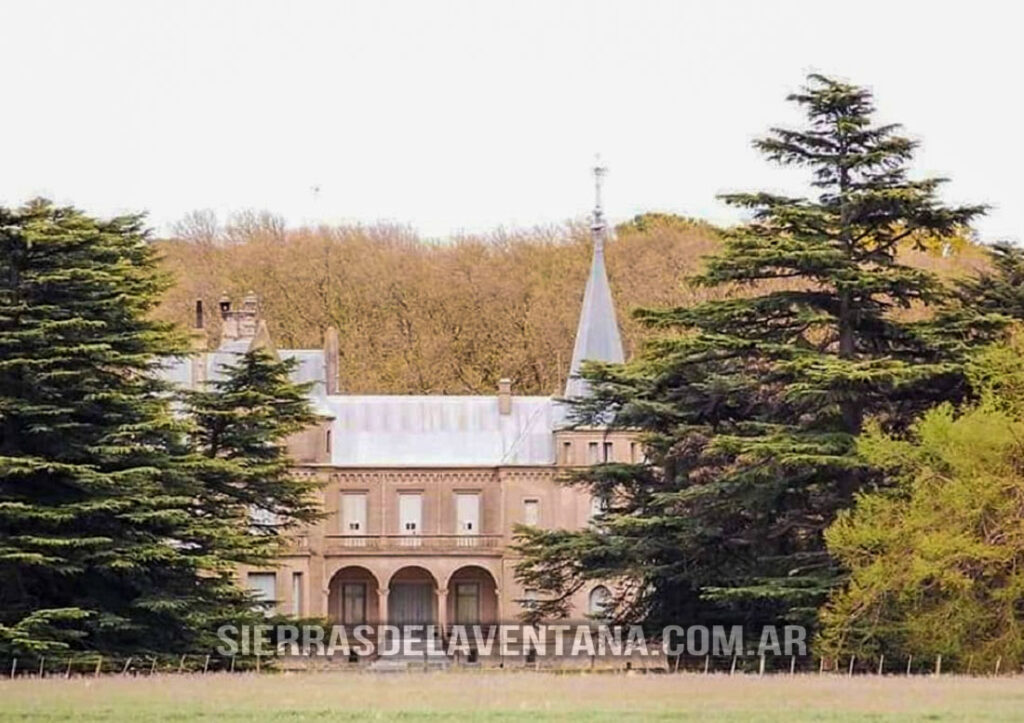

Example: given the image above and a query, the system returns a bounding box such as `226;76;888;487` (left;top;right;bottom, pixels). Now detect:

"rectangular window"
341;582;366;624
523;499;540;527
455;583;480;624
399;492;423;546
587;442;600;465
247;572;276;615
630;442;637;463
561;441;573;465
455;492;480;533
603;442;613;463
291;572;303;617
341;492;367;533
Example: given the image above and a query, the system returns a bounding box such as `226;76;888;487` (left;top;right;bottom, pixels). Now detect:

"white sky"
2;0;1021;242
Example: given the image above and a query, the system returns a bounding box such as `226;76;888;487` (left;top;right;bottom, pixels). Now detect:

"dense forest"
154;212;986;396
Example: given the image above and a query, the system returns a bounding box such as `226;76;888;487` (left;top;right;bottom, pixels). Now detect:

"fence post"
150;658;157;676
65;657;72;679
38;657;45;678
230;655;236;673
934;655;942;676
178;654;186;674
729;655;737;675
995;656;1002;676
704;655;710;674
906;655;912;675
819;657;825;675
877;655;884;676
848;656;855;677
790;655;796;675
94;656;102;677
203;655;210;674
121;657;132;676
10;658;16;678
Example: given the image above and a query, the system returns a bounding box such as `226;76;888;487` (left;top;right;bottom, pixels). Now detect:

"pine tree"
0;199;255;657
515;75;1000;631
958;242;1024;320
183;348;321;565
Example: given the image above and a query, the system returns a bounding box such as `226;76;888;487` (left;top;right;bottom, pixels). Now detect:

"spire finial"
591;156;607;240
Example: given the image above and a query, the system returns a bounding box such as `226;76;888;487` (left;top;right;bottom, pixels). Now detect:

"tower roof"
564;163;624;398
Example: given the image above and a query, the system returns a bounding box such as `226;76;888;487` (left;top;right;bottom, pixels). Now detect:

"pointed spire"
564;160;624;399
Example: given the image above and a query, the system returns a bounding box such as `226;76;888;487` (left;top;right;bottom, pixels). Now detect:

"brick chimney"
219;291;260;345
498;378;512;415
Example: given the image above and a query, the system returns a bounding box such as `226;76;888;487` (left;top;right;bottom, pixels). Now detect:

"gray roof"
564;236;624;398
322;395;565;467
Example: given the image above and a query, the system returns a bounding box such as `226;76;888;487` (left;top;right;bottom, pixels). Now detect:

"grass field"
3;672;1024;722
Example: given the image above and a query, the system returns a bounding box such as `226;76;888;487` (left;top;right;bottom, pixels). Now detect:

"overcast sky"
2;1;1021;242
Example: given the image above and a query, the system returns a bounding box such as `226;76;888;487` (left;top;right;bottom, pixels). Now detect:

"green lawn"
3;671;1023;721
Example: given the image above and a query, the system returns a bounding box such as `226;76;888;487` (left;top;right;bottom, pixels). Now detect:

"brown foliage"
153;213;987;395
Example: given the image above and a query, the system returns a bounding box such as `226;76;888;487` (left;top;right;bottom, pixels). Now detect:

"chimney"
218;292;260;344
324;325;340;395
237;291;259;338
498;378;512;415
219;293;238;340
190;299;209;386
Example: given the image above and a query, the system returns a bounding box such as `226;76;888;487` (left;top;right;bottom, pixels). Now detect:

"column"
437;589;448;637
377;587;389;625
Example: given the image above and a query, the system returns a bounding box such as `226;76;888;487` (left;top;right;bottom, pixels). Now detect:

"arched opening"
446;565;499;627
327;566;380;625
388;566;438;626
588;585;612;619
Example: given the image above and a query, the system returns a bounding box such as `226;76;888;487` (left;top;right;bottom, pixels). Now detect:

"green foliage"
958;242;1024;321
515;75;999;630
183;348;322;564
820;331;1024;668
0;200;318;658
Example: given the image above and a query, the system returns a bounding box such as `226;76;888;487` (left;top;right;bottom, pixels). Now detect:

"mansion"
160;183;632;639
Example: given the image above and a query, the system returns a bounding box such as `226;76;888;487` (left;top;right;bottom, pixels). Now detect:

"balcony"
324;534;504;554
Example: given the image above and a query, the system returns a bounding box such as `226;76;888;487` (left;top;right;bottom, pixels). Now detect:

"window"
325;429;333;455
341;583;366;624
603;442;613;463
523;499;540;527
341;492;367;532
587;442;600;465
456;492;480;533
399;492;422;546
291;572;303;617
588;585;612;618
456;492;480;546
630;442;637;463
561;441;573;465
247;572;277;615
455;583;480;624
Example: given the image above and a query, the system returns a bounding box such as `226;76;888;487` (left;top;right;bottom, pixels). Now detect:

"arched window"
588;585;612;618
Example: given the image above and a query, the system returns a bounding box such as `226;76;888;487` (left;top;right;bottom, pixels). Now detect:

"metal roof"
322;394;565;466
564;235;624;399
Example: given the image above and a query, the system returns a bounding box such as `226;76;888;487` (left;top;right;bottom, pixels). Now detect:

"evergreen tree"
0;201;321;660
957;242;1024;320
0;200;248;656
515;75;999;631
820;331;1024;669
183;348;322;565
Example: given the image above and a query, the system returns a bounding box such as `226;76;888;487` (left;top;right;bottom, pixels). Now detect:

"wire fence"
1;652;1019;679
